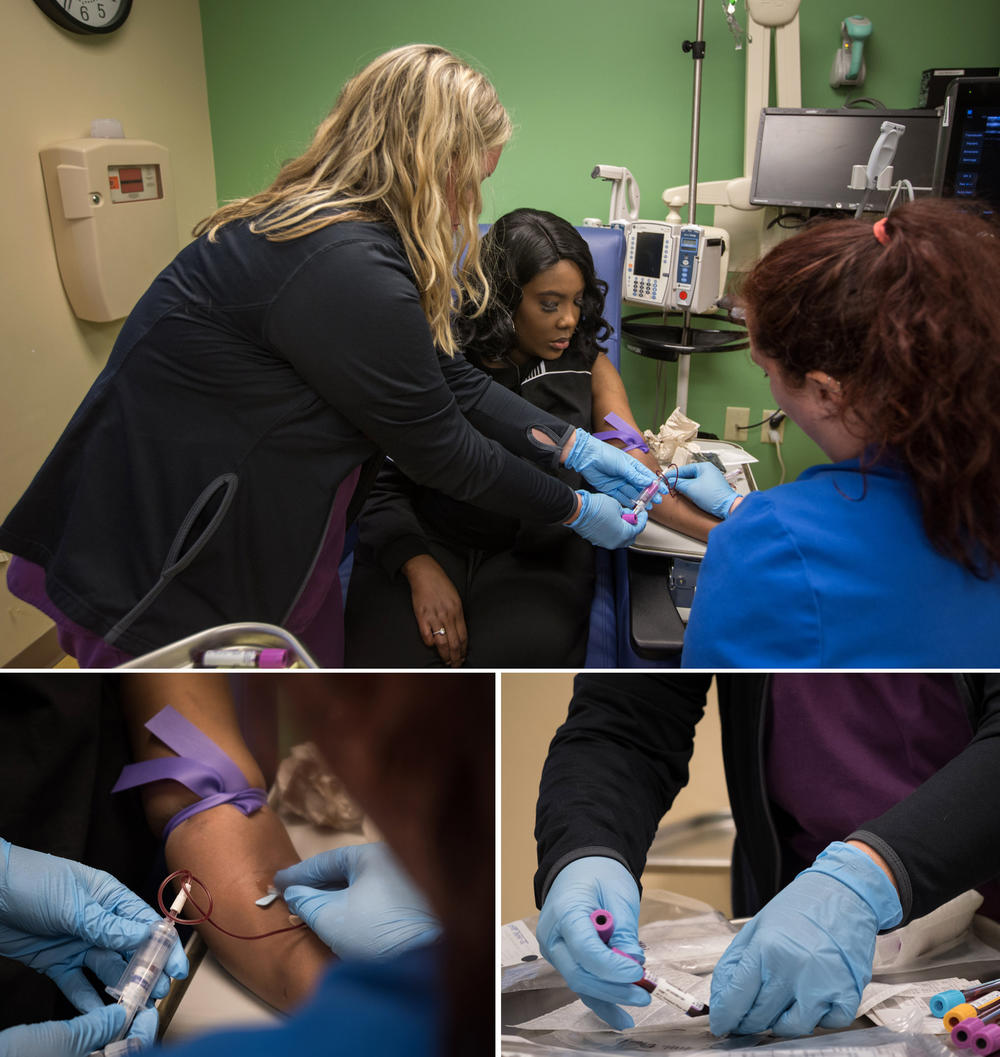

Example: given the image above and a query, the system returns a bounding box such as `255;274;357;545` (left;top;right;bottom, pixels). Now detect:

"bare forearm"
625;446;717;542
121;674;332;1010
649;490;718;541
164;804;332;1010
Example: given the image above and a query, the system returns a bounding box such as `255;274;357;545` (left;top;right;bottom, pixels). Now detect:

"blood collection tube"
193;646;291;668
953;1005;1000;1048
621;472;665;526
971;1019;1000;1055
932;979;1000;1018
945;992;1000;1032
589;907;708;1017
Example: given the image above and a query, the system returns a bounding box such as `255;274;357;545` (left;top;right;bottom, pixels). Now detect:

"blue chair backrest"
576;225;625;368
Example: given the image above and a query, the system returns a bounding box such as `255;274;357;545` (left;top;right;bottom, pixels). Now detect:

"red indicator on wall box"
118;167;145;194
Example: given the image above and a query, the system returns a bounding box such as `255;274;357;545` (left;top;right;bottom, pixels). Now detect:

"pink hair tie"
872;216;890;246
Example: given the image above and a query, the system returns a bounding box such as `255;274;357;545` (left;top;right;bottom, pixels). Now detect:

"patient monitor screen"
633;231;664;278
935;79;1000;213
750;108;942;213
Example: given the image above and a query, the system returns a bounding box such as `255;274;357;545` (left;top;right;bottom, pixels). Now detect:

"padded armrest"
627;550;686;659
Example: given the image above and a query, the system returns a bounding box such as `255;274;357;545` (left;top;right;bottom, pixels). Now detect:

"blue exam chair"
574;226;671;668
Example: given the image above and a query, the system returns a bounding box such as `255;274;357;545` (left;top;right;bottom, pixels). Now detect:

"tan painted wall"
0;2;218;665
500;673;731;925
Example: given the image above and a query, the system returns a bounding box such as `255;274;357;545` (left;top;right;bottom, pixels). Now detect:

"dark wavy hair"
455;208;612;366
738;196;1000;577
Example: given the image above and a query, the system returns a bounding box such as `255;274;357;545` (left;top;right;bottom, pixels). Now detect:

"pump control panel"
622;220;725;313
624;222;675;305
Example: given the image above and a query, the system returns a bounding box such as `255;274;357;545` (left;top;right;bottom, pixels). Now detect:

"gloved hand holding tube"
565;491;647;549
536;856;650;1030
709;841;902;1038
273;841;442;960
0;839;188;1057
562;429;666;508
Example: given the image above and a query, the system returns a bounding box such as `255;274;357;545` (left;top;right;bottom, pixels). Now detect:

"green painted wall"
198;0;1000;487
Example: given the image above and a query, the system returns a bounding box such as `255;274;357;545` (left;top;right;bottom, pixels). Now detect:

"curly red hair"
739;197;1000;577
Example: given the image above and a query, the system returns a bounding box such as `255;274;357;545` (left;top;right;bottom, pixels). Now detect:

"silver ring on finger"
433;627;447;636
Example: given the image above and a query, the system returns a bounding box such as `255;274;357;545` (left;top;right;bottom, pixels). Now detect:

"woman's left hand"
401;554;468;667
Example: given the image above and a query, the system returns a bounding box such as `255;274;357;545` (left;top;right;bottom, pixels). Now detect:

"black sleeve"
355;459;431;578
849;673;1000;924
265;234;576;524
437;352;575;460
534;673;714;907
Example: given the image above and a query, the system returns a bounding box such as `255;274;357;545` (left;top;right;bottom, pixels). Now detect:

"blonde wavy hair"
193;44;511;356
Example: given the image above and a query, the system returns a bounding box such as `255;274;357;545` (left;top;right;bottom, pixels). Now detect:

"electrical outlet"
761;409;786;443
724;406;749;442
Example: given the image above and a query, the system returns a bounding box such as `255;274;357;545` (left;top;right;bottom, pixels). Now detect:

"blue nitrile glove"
673;463;739;519
710;841;903;1038
0;840;188;1016
536;856;650;1031
566;491;646;550
0;1005;160;1057
564;429;664;506
273;842;441;959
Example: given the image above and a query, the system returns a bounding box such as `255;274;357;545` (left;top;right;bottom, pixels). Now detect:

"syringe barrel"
106;918;178;1020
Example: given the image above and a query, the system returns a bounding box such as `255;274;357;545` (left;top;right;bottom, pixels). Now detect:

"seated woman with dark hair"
344;208;717;667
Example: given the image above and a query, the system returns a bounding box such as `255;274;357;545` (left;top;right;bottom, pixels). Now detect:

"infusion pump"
623;221;726;314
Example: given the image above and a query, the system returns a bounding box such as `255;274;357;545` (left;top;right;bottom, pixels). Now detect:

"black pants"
343;531;595;668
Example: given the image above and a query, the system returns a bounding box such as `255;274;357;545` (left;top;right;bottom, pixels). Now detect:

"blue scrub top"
159;945;441;1056
682;458;1000;668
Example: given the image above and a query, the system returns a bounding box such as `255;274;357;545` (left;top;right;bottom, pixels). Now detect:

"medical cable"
158;869;307;940
735;409;785;433
589;908;708;1017
769;421;787;485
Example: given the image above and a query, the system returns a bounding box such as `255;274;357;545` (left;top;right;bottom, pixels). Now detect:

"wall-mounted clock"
33;0;133;35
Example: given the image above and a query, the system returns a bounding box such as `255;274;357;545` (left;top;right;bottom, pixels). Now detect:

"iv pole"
675;0;707;414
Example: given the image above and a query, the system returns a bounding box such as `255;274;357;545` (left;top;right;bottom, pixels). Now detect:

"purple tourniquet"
592;412;650;453
112;705;267;838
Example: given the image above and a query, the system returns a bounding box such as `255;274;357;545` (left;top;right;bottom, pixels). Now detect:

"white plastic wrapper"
643;408;701;467
267;741;364;829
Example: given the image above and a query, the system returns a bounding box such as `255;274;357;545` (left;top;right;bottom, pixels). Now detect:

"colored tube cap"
257;648;291;668
590;908;615;944
947;1004;981;1031
972;1023;1000;1054
954;1017;985;1048
933;989;969;1018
